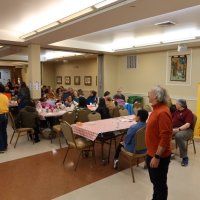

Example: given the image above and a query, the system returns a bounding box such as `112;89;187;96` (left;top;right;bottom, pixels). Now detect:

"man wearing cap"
172;99;193;166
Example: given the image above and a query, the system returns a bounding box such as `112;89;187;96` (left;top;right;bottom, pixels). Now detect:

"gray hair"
151;85;170;105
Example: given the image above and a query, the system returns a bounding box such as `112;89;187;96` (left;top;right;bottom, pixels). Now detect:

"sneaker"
113;159;119;169
181;157;189;166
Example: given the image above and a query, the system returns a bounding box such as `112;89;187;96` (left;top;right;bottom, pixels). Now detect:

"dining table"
72;115;136;164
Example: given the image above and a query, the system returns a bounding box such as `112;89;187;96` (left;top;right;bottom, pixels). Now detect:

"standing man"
0;83;9;153
172;99;193;166
146;86;172;200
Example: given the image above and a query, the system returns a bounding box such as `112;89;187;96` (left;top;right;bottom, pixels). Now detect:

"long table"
72;115;136;141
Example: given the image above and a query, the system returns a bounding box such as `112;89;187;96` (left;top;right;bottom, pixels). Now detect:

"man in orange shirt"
145;86;172;200
0;83;9;153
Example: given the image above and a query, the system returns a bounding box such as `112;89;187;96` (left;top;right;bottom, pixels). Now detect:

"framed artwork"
56;76;62;84
65;76;71;85
170;55;187;81
84;76;92;86
166;50;192;86
74;76;80;85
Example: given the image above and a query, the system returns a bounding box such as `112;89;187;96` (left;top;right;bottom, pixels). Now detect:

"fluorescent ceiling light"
59;7;94;23
94;0;120;9
41;51;83;61
162;36;195;43
135;41;160;47
20;31;37;39
36;22;60;32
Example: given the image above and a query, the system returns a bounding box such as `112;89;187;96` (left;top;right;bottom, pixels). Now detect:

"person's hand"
150;157;160;168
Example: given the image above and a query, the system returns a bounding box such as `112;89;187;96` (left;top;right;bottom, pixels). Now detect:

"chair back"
143;105;152;112
61;121;76;147
134;127;146;153
119;108;128;116
88;112;101;121
112;106;120;118
77;109;91;122
62;111;76;125
191;113;197;136
8;112;16;130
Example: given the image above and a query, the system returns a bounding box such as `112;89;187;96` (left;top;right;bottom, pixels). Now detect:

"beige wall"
55;58;97;97
103;54;119;96
103;48;200;112
41;48;200;112
41;62;56;88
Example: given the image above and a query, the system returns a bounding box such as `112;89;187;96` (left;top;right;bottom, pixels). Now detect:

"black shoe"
34;139;40;143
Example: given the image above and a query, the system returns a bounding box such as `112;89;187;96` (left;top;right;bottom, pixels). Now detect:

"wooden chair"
8;112;34;148
119;108;128;116
186;113;197;154
61;121;96;170
143;105;152;112
77;109;91;122
120;127;146;182
112;106;120;118
52;111;76;148
88;112;101;121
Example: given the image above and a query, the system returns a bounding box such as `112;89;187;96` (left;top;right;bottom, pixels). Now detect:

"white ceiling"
0;0;200;65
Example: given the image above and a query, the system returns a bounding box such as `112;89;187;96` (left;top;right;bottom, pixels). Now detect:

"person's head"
107;97;112;102
0;83;5;93
90;90;97;97
175;99;187;110
136;109;149;122
148;85;169;106
21;81;27;88
98;97;106;107
117;89;122;95
66;95;73;102
78;96;87;108
77;89;84;97
104;91;110;97
27;100;35;108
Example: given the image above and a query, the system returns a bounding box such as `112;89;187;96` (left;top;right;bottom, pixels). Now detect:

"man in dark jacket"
16;100;40;142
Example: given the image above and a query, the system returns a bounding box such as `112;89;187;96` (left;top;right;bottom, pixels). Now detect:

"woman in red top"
146;85;172;200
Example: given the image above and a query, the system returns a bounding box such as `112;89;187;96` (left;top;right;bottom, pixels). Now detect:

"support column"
28;44;41;99
97;54;104;97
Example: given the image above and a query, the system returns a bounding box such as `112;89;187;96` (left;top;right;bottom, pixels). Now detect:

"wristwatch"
154;154;161;159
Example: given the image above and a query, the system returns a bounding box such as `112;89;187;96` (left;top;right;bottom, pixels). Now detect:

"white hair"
151;85;170;104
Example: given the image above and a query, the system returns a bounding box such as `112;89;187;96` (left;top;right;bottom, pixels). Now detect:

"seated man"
113;109;149;169
172;99;193;166
16;100;40;143
113;89;126;102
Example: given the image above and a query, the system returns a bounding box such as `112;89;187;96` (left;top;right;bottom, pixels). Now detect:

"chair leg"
58;132;62;148
75;151;82;171
10;131;15;144
129;160;135;183
63;147;69;164
14;132;20;148
192;139;196;154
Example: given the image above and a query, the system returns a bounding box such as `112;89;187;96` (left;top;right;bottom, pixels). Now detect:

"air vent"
127;55;137;69
154;21;176;26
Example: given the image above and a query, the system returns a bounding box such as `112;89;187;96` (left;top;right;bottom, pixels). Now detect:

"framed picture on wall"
74;76;80;85
56;76;62;84
166;50;192;86
65;76;71;85
84;76;92;86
